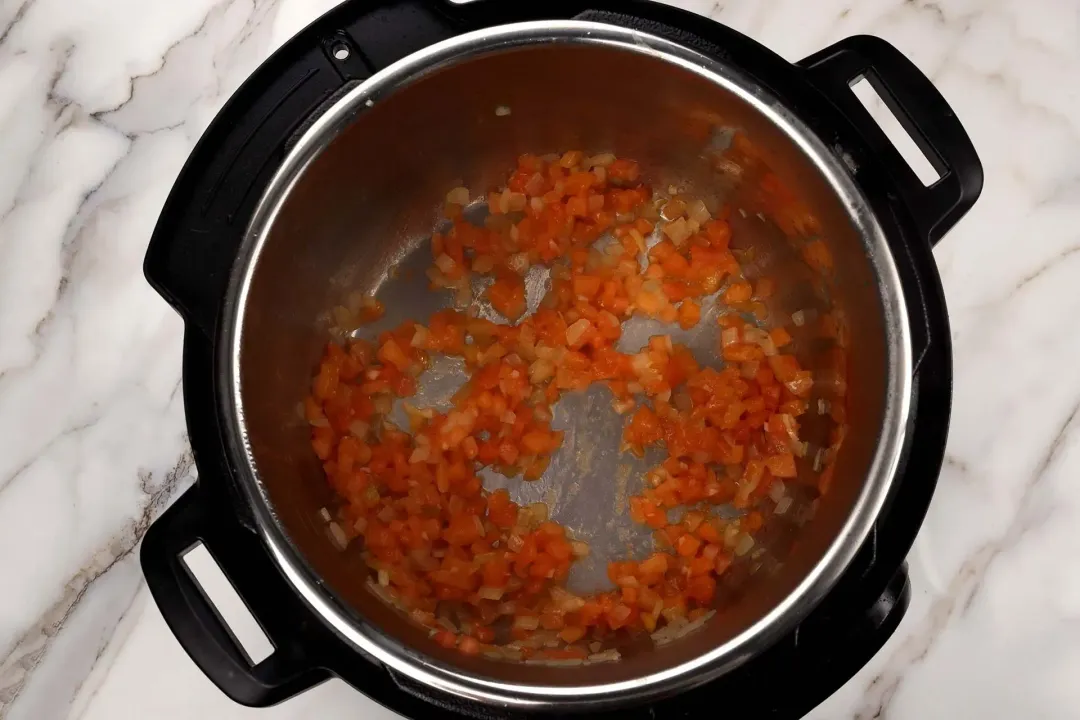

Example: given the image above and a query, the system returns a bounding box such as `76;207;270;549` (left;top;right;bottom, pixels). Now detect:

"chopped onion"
786;375;815;396
687;199;711;225
551;586;586;612
684;511;705;532
631;353;654;375
409;549;437;572
662;197;687;220
779;413;799;444
559;150;584;168
485;647;522;661
410;325;429;348
566;318;593;346
478;586;505;601
507;192;527;212
513;615;540;631
529;359;554;383
318;507;332;522
587;649;622;663
651;610;715;645
734;533;755;557
506;252;530;276
662;217;692;245
523;502;549;526
446;186;470;205
742;327;775;356
435;253;456;274
328;522;348;550
791;310;806;327
332;305;355;329
768;481;787;503
528;657;584;667
775;496;793;515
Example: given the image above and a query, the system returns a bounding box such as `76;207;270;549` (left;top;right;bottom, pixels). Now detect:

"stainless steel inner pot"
221;21;912;710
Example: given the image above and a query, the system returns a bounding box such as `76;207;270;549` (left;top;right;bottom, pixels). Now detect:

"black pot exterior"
140;1;980;717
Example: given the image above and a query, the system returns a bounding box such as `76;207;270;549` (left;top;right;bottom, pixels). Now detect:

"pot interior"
232;33;900;697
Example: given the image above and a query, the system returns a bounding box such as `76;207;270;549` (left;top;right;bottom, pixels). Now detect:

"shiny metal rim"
220;20;913;709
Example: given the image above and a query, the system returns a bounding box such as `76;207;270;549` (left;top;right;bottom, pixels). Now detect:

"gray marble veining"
2;0;1079;718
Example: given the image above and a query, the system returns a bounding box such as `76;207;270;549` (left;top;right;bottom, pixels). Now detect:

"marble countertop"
1;0;1078;717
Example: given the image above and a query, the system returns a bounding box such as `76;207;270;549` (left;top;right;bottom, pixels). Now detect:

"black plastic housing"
140;1;982;717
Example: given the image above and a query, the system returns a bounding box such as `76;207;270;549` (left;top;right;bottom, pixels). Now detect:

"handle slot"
799;35;983;247
849;74;942;186
141;485;330;707
181;542;275;665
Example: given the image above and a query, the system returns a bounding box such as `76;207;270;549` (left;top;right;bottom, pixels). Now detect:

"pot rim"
219;19;913;710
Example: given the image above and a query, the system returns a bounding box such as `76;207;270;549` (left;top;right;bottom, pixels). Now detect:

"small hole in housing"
333;44;350;61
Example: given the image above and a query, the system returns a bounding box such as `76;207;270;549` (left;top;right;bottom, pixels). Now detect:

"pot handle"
798;35;984;246
141;483;330;707
144;0;469;340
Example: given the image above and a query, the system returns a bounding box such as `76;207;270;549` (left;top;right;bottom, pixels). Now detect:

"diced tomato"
304;150;844;659
488;272;526;321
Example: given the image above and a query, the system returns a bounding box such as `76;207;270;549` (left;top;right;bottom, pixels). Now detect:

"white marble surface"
1;0;1078;717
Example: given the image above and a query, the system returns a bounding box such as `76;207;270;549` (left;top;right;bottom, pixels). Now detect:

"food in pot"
305;150;841;661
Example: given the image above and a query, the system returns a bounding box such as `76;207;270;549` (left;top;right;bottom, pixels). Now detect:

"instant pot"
140;1;983;717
